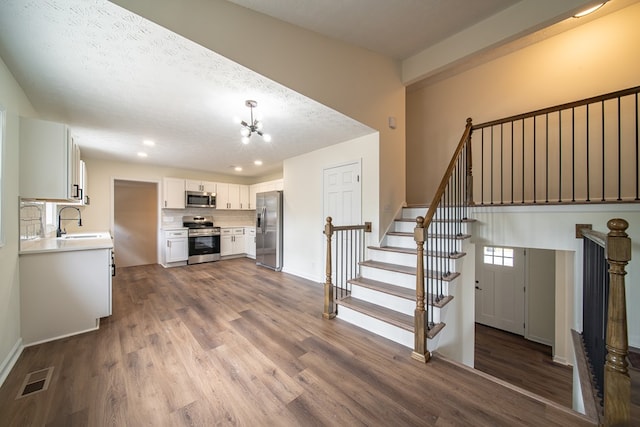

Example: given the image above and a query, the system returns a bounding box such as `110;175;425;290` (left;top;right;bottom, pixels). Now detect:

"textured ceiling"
0;0;611;178
0;0;373;177
226;0;520;60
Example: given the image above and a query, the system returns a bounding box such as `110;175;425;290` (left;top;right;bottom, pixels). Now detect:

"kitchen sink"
62;234;101;239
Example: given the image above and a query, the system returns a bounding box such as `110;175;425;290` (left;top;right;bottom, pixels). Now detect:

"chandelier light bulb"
240;127;250;137
263;133;272;143
256;121;263;131
241;136;250;144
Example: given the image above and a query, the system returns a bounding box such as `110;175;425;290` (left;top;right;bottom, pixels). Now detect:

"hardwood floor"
474;323;573;408
0;259;595;426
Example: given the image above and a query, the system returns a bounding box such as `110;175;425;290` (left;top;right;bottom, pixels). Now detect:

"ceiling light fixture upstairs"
573;2;607;18
239;100;271;144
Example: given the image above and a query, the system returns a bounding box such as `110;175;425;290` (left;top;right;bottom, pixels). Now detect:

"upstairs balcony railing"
472;86;640;205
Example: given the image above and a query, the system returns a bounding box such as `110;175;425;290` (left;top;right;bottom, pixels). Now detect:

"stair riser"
360;266;414;288
337;306;441;348
359;266;454;295
351;284;411;316
385;234;464;252
394;220;470;235
368;250;461;271
402;207;469;219
337;306;414;348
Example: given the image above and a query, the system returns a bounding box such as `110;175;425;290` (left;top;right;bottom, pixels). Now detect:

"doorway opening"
473;245;571;407
113;180;158;267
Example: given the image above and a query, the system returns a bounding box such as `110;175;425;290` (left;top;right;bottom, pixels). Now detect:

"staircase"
336;205;473;351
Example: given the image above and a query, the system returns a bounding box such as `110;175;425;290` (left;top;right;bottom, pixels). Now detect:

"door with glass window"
475;246;526;335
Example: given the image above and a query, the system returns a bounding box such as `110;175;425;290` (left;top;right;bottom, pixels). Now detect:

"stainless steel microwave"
185;191;216;208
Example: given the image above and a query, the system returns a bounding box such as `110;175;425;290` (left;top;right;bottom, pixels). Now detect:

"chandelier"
240;100;271;144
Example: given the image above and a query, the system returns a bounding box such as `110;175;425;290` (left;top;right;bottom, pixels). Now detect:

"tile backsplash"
162;208;255;228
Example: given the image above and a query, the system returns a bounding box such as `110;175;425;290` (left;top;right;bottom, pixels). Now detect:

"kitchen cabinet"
245;227;256;259
19;117;82;201
185;180;216;193
216;183;247;209
163;177;185;209
239;185;250;209
20;247;113;345
220;227;245;256
163;228;188;266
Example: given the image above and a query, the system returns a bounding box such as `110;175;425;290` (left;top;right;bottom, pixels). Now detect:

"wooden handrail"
421;118;473;228
472;85;640;130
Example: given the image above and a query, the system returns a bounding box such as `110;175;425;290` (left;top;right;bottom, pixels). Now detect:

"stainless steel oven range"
182;215;221;264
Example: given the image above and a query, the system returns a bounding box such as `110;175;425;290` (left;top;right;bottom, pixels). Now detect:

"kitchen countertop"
20;232;113;255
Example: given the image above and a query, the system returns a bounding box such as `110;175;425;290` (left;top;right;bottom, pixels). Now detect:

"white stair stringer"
334;205;472;353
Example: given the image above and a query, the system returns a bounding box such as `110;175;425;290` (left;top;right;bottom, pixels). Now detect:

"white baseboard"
0;338;24;388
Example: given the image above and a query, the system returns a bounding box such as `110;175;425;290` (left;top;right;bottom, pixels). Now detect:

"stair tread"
368;245;467;259
387;231;472;240
348;277;454;308
338;296;446;339
359;260;460;281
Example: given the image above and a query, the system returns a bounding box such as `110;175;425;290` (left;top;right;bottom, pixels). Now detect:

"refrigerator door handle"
261;207;267;233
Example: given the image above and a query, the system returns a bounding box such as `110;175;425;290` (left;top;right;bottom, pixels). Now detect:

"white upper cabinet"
19;117;82;201
239;184;250;210
163;177;185;209
216;183;248;209
185;180;216;193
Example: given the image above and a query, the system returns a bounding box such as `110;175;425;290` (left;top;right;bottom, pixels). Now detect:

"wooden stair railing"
581;219;631;426
413;118;473;362
323;217;372;319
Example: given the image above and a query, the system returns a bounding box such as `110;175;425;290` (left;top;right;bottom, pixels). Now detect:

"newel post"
412;216;430;363
604;218;631;426
465;117;474;207
323;217;336;319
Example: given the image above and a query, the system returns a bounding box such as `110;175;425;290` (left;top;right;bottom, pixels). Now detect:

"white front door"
323;161;361;226
475;246;526;335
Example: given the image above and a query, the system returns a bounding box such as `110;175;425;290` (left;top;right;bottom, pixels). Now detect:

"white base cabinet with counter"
20;247;113;345
220;227;246;257
162;228;188;267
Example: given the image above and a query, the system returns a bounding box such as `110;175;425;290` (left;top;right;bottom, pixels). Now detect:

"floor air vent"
16;367;54;399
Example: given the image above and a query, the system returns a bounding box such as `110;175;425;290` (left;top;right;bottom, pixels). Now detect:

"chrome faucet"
57;206;82;237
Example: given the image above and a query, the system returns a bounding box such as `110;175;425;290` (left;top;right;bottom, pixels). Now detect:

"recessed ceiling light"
254;160;263;166
137;152;148;158
143;139;155;146
234;166;242;172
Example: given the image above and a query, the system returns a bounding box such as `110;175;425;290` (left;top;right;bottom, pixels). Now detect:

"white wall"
407;2;640;205
0;56;38;385
471;204;640;352
282;133;380;283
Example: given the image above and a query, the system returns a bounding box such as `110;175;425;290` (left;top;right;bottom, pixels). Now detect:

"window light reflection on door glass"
484;246;514;266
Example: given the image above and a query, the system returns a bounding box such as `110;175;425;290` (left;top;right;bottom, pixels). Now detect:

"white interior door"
475;246;526;335
323;161;361;226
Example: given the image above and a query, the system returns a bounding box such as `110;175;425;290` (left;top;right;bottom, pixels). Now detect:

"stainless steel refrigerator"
255;190;283;271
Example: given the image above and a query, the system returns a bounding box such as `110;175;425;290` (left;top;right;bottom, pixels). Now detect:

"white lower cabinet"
20;248;112;345
221;227;246;257
163;228;188;266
